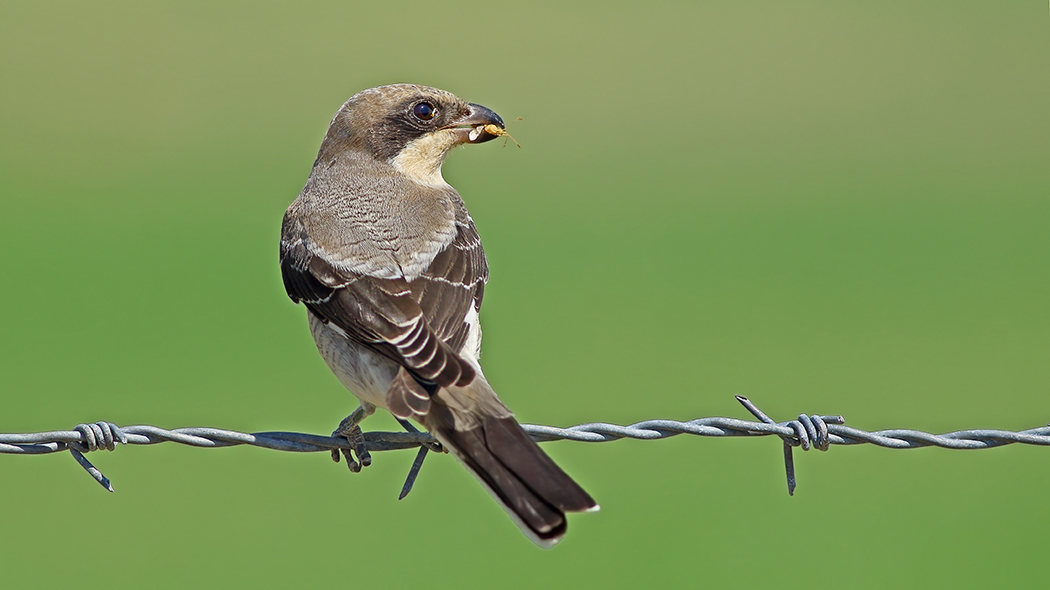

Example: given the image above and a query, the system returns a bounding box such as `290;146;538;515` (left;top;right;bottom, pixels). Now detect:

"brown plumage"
280;84;597;546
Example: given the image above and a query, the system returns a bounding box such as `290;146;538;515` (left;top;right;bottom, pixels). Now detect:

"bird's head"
316;84;505;186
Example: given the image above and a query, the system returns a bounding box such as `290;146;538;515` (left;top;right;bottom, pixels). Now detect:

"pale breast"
309;312;398;410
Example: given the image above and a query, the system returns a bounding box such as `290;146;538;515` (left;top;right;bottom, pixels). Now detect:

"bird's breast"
298;164;460;281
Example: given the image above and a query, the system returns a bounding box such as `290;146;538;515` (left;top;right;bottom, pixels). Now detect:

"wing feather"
280;204;488;389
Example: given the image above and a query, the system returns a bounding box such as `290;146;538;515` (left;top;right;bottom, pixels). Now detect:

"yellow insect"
467;118;523;147
487;117;522;148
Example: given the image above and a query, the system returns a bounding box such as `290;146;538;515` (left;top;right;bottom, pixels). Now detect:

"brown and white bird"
280;84;597;546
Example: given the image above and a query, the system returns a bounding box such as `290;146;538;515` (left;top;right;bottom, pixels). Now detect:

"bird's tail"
421;380;598;547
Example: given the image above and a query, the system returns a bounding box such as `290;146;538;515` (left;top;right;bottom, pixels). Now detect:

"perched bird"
279;84;597;546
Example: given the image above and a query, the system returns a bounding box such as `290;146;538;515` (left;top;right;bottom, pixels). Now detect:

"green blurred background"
1;1;1047;587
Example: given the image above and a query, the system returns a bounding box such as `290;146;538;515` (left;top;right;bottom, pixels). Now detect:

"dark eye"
413;102;436;121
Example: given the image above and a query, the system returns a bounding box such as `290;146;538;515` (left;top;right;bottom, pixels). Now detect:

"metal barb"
68;447;112;492
395;418;428;499
399;446;430;500
66;422;126;492
735;396;800;495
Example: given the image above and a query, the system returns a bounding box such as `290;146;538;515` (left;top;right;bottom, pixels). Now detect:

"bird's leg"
331;403;375;473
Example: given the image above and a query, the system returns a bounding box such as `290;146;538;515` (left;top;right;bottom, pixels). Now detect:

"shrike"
280;84;597;546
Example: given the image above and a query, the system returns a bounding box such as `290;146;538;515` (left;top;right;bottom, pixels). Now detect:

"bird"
279;84;598;547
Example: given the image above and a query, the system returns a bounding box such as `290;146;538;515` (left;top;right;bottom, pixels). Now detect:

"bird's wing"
280;205;487;390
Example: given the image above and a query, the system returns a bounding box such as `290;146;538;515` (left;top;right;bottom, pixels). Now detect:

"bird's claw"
331;414;371;472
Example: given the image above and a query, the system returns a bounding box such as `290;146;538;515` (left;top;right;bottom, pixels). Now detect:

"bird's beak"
445;103;506;144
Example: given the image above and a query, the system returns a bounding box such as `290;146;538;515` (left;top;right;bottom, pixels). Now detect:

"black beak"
447;103;506;144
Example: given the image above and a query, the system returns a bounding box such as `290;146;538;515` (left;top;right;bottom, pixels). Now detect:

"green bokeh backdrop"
1;1;1048;587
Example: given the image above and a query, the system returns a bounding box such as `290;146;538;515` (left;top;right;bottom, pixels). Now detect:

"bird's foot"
331;406;373;473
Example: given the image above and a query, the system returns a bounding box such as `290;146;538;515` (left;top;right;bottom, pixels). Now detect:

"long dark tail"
423;387;598;547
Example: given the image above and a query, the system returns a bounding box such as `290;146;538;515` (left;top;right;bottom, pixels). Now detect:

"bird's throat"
390;131;457;188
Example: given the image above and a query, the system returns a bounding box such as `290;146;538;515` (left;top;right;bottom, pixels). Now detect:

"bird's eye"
413;102;436;121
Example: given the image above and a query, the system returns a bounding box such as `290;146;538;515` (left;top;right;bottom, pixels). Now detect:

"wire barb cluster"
3;397;1048;496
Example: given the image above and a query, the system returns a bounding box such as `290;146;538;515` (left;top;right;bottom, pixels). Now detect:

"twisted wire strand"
2;397;1048;495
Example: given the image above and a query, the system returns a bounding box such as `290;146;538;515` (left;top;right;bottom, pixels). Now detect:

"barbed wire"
2;396;1048;497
